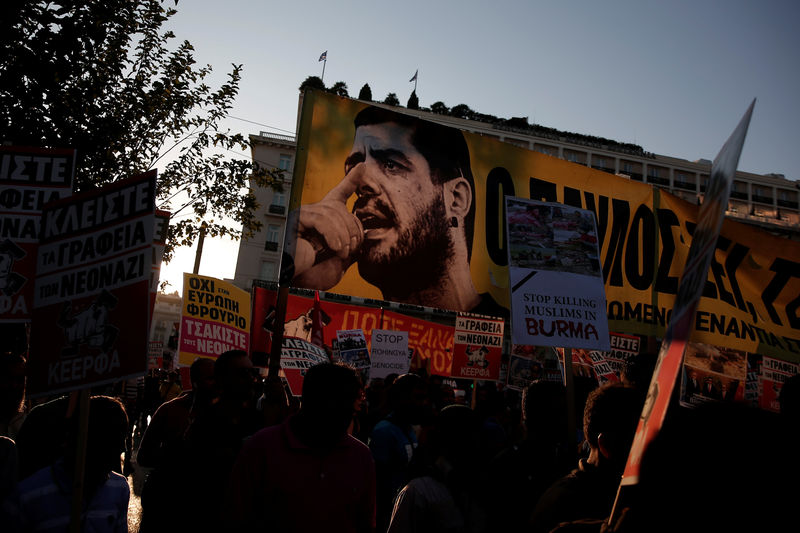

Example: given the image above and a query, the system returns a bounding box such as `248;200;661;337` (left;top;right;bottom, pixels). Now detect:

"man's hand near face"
287;172;364;289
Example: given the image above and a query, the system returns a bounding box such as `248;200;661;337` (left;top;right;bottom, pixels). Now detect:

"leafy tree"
299;75;326;92
358;83;373;101
430;101;449;115
1;0;282;261
328;81;349;97
407;90;419;110
383;92;400;106
504;116;529;129
450;104;474;120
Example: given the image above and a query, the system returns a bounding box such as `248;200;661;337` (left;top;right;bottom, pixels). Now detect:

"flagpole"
321;58;326;83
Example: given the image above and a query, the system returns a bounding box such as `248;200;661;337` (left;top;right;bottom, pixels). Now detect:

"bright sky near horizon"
156;0;800;295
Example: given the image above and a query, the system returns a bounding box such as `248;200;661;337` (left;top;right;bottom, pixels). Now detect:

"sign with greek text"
292;92;800;367
150;210;170;317
370;329;410;380
758;355;798;412
450;313;505;381
506;197;610;350
179;273;250;365
281;336;330;396
251;283;456;376
0;146;76;323
27;171;155;396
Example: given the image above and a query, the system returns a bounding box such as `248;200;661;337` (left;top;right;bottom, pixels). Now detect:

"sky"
156;0;800;294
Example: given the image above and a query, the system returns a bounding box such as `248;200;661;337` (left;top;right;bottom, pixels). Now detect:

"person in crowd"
0;352;27;440
619;352;656;393
0;436;18;507
529;383;644;533
484;380;575;532
388;404;486;533
256;374;291;428
182;350;263;532
606;400;791;533
226;362;375;533
13;395;71;480
159;370;183;403
285;105;508;318
474;382;510;462
136;356;215;532
369;372;428;532
2;395;130;532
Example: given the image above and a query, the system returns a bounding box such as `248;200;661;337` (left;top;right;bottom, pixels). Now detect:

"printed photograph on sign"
507;344;563;390
679;343;747;407
506;197;610;351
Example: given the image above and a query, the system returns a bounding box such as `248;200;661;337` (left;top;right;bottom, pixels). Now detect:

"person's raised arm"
288;171;364;288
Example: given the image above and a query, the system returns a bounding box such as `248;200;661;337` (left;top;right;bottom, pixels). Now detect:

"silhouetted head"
387;372;428;424
299;362;363;445
522;380;568;443
583;383;644;470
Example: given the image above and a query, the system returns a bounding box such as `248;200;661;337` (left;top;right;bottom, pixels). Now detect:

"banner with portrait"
289;91;800;364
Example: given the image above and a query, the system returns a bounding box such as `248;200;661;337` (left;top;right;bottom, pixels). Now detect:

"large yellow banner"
288;91;800;363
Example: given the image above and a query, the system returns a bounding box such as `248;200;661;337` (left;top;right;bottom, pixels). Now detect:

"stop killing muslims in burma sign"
505;197;611;351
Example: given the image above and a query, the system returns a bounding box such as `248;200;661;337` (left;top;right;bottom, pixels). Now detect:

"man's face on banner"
345;122;452;279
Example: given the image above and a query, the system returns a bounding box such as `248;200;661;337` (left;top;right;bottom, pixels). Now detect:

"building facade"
233;98;799;291
232;132;296;291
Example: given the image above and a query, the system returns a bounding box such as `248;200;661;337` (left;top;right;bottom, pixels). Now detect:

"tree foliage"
450;104;474;120
358;83;372;101
299;75;326;92
1;0;282;261
407;90;419;110
383;92;400;106
328;81;349;97
430;101;449;115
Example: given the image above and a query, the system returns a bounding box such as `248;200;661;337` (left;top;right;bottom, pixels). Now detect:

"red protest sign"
28;171;155;397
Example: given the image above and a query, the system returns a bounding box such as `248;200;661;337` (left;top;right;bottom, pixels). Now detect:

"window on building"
273;192;286;206
279;154;292;171
259;261;276;280
267;224;280;243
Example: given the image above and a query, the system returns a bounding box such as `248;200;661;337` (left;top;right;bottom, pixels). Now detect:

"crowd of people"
1;348;798;532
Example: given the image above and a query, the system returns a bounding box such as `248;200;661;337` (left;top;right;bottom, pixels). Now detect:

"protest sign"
251;284;456;375
1;146;75;323
679;343;747;407
506;197;610;350
28;171;155;396
148;340;163;370
281;336;330;396
150;210;170;317
451;314;505;381
336;329;371;375
292;92;800;367
620;101;753;487
758;355;798;412
179;273;250;365
370;329;410;380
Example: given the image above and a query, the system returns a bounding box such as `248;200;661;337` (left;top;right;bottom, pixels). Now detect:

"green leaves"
1;0;282;261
